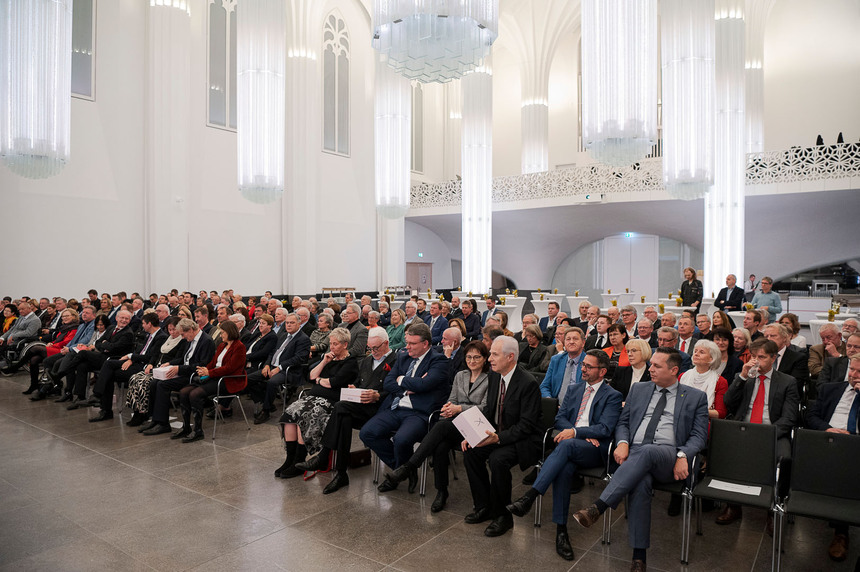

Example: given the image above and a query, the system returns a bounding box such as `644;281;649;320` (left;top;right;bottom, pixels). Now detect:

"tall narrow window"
323;12;350;155
71;0;96;100
411;82;423;173
208;0;237;130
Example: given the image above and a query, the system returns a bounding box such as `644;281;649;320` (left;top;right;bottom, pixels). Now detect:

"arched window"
207;0;237;130
411;82;423;172
323;12;349;155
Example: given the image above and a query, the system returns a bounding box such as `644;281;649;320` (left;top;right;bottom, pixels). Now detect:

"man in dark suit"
714;273;745;312
481;297;500;327
65;310;136;409
88;313;167;422
423;300;449;345
248;313;311;424
636;318;659;348
803;354;860;562
656;327;693;374
508;349;622;561
360;323;450;490
584;315;612;350
572;348;709;571
462;336;542;538
449;296;464;320
437;326;467;374
294;327;398;491
538;301;561;333
141;319;216;435
570;300;591;331
818;333;860;386
340;303;368;357
764;323;810;394
717;338;799;529
295;307;315;338
676;316;699;355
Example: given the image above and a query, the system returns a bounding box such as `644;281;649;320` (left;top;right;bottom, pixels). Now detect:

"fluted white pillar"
144;0;192;293
745;0;776;154
461;58;493;294
521;102;549;174
374;56;411;218
705;1;745;295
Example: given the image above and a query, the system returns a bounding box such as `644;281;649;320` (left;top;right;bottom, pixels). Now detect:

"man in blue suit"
572;348;709;572
481;297;499;326
508;349;622;561
361;322;451;492
423;300;449;345
540;327;586;401
538;301;561;333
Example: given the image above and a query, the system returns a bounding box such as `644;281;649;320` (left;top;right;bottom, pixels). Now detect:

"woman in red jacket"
175;320;246;442
20;309;79;394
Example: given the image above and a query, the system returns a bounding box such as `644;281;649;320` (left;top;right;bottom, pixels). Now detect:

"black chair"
692;420;779;570
571;441;615;543
778;429;860;571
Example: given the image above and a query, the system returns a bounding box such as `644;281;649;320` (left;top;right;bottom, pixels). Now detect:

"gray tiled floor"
0;372;851;571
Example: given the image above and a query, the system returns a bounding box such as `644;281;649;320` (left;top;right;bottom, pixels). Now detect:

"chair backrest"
540;397;559;432
792;428;860;500
706;419;777;486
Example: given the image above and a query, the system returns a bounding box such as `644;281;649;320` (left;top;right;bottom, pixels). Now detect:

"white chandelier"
374;56;412;218
0;0;73;179
660;0;715;200
372;0;498;84
581;0;658;167
237;0;286;204
461;60;493;293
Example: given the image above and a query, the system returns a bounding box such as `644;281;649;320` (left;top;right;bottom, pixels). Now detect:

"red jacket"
204;341;247;392
46;328;78;357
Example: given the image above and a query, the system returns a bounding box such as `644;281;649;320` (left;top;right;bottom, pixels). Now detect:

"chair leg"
772;508;784;572
449;449;458;481
681;491;692;564
372;451;380;484
419;458;429;497
212;396;220;440
602;507;612;545
534;494;542;527
235;396;251;430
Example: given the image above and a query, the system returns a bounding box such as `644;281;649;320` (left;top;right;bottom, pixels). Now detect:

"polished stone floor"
0;371;850;571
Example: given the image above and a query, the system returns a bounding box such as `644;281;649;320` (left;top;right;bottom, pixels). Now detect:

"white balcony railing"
410;142;860;209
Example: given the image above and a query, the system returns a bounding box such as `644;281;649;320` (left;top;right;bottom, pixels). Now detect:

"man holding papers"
462;336;542;538
507;349;622;561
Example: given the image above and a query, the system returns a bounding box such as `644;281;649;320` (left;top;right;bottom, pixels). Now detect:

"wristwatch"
676;450;687;459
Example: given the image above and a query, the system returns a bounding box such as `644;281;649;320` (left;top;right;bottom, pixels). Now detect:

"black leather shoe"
556;530;575;561
55;394;73;403
323;471;349;494
377;478;398;493
141;423;172;436
484;515;514;537
86;396;101;407
507;493;536;517
138;420;158;433
22;385;38;395
430;489;448;513
253;410;270;424
295;454;325;472
386;464;413;486
182;430;204;443
66;400;84;410
464;507;492;524
89;410;114;423
277;465;303;479
170;427;192;440
126;412;147;427
407;466;418;494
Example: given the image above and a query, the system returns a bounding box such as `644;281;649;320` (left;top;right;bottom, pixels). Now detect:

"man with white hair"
715;274;745;313
438;326;466;373
842;318;860;341
636;318;658;348
462;335;542;538
620;305;638;339
340;303;368;357
764;323;809;393
295;306;315;338
272;307;288;335
606;306;621;325
403;301;419;327
810;322;847;383
571;301;591;331
229;313;248;339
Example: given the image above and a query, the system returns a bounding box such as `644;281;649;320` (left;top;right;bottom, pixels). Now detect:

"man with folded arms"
508;349;622;560
295;327;397;491
714;274;745;313
717;338;799;531
806;354;860;561
572;348;708;572
360;323;450;493
462;336;541;538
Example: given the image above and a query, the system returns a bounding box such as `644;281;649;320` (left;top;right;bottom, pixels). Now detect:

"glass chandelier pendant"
374;56;412;219
237;0;286;204
0;0;73;179
372;0;498;84
661;0;715;200
581;0;658;167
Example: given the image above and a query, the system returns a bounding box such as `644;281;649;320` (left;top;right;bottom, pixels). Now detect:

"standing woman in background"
680;267;703;315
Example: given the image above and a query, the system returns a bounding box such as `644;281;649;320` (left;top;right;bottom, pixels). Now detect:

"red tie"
750;375;766;424
680;339;686;353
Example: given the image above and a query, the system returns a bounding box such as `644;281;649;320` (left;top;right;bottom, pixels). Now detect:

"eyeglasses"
465;355;484;361
580;363;601;370
367;344;385;353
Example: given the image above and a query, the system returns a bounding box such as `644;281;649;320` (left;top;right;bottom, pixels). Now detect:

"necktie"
497;378;507;429
558;358;577;404
847;390;860;434
140;333;153;354
391;359;418;410
750;375;767;424
680;339;686;353
642;388;669;444
575;385;595;425
598;335;604;348
774;353;781;370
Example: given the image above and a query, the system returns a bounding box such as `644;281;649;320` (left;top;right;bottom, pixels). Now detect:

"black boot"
183;409;205;443
171;406;193;440
278;444;307;479
22;382;39;395
275;441;298;477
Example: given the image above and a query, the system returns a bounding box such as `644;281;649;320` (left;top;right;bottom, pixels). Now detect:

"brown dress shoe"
630;558;646;571
572;504;601;528
829;533;848;562
715;503;742;525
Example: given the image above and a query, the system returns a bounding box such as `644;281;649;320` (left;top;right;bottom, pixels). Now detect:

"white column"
144;0;192;293
377;216;405;289
443;80;462;180
461;58;493;294
374;56;411;218
744;0;776;154
284;0;323;295
706;1;745;295
521;101;549;174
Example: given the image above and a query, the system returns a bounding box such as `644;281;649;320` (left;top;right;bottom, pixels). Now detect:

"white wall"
404;220;454;290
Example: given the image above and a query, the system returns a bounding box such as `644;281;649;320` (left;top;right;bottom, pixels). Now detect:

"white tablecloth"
809;319;846;345
497;297;526;332
814;313;857;321
566;296;592;315
389;300;404;311
531;300;551;319
531;292;566;303
700;297;715;316
632;302;659;316
601;293;634;307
